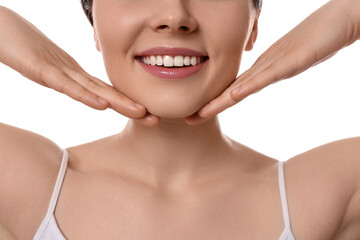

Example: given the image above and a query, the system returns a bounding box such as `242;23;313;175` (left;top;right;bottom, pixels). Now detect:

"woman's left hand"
184;0;360;126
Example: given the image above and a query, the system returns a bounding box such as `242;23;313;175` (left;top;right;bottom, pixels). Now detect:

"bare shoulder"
0;122;63;157
0;122;64;239
287;136;360;180
0;122;63;177
284;136;360;239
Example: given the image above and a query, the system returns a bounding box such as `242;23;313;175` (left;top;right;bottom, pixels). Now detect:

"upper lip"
136;46;208;57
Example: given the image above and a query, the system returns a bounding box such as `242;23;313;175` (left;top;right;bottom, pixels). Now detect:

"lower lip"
136;58;209;79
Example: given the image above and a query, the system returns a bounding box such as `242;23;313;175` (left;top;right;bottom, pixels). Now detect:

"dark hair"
81;0;93;26
81;0;262;26
255;0;262;10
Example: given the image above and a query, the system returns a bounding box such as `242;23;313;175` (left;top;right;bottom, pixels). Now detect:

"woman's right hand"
0;6;160;127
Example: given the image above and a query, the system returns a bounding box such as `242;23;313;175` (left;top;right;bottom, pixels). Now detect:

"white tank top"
33;149;296;240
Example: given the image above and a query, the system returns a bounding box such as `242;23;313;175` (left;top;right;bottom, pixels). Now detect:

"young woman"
0;0;359;239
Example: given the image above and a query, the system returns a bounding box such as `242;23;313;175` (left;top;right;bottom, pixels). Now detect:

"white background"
0;0;359;161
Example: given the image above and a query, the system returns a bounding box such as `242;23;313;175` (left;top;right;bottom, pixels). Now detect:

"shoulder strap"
46;148;69;214
278;161;291;228
33;148;69;240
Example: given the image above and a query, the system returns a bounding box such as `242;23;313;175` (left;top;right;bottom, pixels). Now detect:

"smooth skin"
0;0;360;239
0;6;156;127
1;0;359;126
191;0;360;125
1;125;360;239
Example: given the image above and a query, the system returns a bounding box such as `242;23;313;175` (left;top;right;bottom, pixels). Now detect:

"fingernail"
231;88;241;95
231;88;242;98
97;97;108;105
135;103;145;110
201;104;211;114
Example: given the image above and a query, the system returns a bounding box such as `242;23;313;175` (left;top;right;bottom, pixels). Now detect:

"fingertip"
135;103;146;111
145;114;161;127
134;114;160;127
186;118;208;126
198;110;211;119
230;88;240;97
95;104;108;111
198;107;213;118
89;97;108;110
97;96;109;105
198;106;211;118
230;88;245;101
128;103;147;118
184;118;197;126
184;114;208;126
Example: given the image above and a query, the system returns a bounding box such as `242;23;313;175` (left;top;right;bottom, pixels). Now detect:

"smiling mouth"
135;55;209;68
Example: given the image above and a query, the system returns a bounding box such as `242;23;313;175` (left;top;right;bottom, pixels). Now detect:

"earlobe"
245;11;260;51
94;30;101;52
245;31;257;51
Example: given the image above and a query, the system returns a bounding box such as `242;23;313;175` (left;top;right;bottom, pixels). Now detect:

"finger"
195;70;254;119
133;112;161;127
197;63;284;118
67;72;148;119
64;72;161;126
46;70;110;110
197;91;239;119
196;75;249;119
52;66;161;125
230;63;286;101
85;74;113;88
84;73;162;126
184;112;209;126
67;71;163;126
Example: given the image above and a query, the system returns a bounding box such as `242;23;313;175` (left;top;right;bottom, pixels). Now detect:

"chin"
144;99;202;118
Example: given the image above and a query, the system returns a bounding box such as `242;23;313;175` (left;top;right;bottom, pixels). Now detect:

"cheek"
94;4;145;88
199;7;252;101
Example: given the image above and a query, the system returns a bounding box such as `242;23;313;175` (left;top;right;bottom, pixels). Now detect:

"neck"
113;116;235;192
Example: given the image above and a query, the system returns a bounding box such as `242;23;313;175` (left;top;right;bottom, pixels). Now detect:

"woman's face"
92;0;259;118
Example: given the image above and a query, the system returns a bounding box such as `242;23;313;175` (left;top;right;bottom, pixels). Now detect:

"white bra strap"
278;161;291;228
33;148;69;240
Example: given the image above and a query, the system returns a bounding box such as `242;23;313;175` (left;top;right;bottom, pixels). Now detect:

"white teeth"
174;56;184;67
163;55;174;67
156;56;163;66
190;56;197;66
150;56;156;65
141;55;206;67
184;56;191;66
